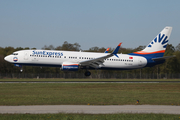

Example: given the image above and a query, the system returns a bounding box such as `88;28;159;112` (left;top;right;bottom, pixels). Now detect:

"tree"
134;45;146;52
159;44;176;75
42;45;54;50
175;43;180;51
88;46;99;52
164;44;175;56
57;41;81;51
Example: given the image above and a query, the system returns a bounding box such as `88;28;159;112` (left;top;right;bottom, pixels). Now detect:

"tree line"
0;41;180;78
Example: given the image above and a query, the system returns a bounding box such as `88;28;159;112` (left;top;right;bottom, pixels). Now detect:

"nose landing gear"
20;68;23;72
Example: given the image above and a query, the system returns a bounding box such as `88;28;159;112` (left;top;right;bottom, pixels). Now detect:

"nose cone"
4;55;12;62
4;56;8;61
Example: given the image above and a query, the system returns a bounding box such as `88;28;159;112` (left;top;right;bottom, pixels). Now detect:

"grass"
0;83;179;105
0;78;180;81
0;113;180;120
0;81;180;119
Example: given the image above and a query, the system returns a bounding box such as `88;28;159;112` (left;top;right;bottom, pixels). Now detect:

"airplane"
4;26;173;76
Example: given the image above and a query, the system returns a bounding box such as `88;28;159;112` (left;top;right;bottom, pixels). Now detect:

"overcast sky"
0;0;179;50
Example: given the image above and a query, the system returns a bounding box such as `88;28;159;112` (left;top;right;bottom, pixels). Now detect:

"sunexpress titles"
32;51;63;56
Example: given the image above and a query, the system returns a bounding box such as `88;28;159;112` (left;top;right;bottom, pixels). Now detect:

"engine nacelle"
61;62;79;71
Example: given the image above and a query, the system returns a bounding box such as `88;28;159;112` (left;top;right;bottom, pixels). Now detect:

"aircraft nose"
4;56;8;61
4;55;11;62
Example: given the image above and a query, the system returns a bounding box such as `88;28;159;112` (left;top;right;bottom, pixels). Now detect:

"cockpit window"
12;53;18;55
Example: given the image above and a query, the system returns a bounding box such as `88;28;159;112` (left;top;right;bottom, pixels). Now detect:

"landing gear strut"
20;68;23;72
84;71;91;76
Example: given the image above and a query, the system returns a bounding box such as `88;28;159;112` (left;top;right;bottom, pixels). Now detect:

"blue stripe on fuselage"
13;63;62;67
128;53;165;67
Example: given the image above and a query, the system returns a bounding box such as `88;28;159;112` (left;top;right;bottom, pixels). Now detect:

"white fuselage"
4;50;147;70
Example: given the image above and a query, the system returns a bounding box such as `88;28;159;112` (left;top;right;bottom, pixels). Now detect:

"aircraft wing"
79;53;113;68
79;43;122;68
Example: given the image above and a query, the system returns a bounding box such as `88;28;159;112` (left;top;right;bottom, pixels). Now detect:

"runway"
0;105;180;114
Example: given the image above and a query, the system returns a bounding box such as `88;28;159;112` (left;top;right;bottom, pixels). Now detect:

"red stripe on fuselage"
63;64;79;66
133;50;165;55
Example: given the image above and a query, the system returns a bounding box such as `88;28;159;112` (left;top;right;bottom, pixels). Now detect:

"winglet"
112;43;122;58
104;48;110;53
112;43;122;54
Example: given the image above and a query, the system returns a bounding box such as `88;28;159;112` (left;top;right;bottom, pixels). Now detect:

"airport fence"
0;72;180;79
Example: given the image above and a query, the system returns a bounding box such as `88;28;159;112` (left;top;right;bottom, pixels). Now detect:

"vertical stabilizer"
133;26;172;57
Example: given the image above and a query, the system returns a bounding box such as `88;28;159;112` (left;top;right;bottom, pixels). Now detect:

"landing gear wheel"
85;71;91;76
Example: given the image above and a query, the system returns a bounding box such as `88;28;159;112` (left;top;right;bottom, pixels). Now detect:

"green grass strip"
0;114;180;120
0;83;179;105
0;78;180;81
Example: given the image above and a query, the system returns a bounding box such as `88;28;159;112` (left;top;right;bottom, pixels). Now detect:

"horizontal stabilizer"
152;55;175;61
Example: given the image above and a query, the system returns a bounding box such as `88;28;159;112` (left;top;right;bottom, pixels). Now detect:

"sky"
0;0;180;50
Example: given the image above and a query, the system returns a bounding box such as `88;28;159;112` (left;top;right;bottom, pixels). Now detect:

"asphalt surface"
0;105;180;114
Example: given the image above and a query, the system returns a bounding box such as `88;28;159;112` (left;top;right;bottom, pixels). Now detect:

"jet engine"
61;62;79;71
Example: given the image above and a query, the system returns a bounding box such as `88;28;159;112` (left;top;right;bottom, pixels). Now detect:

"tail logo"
147;33;168;48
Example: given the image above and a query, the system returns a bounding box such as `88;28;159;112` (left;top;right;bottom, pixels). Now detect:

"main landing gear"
84;70;91;76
